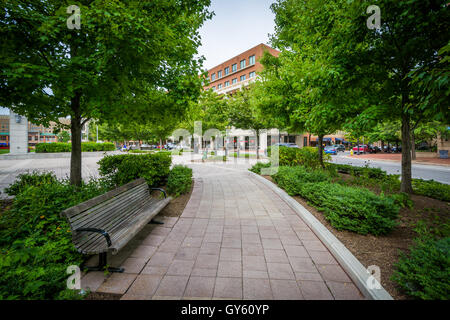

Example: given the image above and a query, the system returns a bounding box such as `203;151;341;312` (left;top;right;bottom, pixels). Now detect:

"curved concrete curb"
248;171;393;300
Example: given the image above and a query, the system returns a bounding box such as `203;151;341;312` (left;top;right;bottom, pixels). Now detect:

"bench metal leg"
84;253;124;273
149;219;164;225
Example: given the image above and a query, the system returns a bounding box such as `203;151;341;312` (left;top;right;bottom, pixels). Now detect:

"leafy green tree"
269;0;449;192
1;0;212;185
227;85;274;159
57;130;71;143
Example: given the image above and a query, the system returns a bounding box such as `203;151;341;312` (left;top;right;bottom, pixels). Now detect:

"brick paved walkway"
83;164;364;300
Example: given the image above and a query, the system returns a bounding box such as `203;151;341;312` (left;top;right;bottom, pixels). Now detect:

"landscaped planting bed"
0;154;194;300
251;161;449;300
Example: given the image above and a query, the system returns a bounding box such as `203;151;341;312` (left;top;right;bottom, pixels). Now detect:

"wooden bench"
61;178;172;273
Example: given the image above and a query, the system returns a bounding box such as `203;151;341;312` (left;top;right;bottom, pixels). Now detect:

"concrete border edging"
248;170;393;300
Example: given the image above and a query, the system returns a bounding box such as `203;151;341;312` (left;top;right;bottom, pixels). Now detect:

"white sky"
0;1;276;115
197;0;276;70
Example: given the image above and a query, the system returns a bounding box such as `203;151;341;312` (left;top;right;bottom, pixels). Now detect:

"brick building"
200;44;349;151
204;43;280;95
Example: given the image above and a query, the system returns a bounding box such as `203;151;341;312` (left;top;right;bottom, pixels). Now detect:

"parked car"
352;145;369;153
391;146;402;153
368;145;381;153
273;143;299;148
333;144;345;152
324;146;337;155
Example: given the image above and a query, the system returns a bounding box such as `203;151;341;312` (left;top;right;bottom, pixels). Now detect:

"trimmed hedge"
267;146;330;169
272;166;399;235
35;142;115;153
167;165;193;196
98;153;172;188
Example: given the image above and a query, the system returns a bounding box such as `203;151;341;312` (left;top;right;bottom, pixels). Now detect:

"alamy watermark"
67;5;81;30
366;265;382;290
367;5;381;30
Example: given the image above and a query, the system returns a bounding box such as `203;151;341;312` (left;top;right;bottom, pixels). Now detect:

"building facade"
200;44;349;152
0;113;89;150
204;43;280;96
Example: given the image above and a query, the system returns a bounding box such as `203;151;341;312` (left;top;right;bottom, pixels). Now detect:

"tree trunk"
70;92;82;187
308;133;311;146
411;131;416;160
400;112;413;193
256;129;260;160
318;134;324;168
381;140;385;153
357;138;360;155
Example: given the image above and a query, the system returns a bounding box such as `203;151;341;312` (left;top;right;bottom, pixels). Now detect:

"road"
330;153;450;185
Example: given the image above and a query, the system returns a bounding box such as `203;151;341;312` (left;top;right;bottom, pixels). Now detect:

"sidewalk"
346;153;450;166
83;163;364;300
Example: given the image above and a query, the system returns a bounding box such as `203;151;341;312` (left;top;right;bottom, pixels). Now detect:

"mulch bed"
158;180;194;217
262;174;450;300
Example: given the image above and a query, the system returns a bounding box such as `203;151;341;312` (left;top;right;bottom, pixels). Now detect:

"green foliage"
57;131;71;143
392;223;450;300
298;182;399;235
4;171;58;196
273;166;331;196
412;179;450;202
35;142;115;153
167;165;193;196
98;153;171;188
0;175;109;299
249;162;272;174
268;146;330;169
328;163;387;180
270;166;399;235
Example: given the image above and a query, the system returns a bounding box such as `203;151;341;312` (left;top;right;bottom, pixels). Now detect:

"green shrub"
412;179;450;202
167;165;193;196
267;146;330;169
98;153;171;188
392;224;450;300
0;176;109;299
35;142;115;153
328;163;387;179
272;166;332;196
4;171;58;196
249;162;272;174
297;182;399;235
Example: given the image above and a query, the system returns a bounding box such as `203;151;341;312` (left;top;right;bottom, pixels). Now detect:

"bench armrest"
75;228;112;247
151;188;167;199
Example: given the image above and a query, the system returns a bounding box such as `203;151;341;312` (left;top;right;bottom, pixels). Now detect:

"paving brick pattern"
87;164;365;300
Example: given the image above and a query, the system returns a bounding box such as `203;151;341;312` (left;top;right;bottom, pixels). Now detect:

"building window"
249;71;256;78
232;64;237;72
249;55;255;65
211;73;216;81
224;67;229;75
212;86;215;91
240;75;246;81
218;70;222;79
224;81;230;87
232;78;237;84
218;83;222;89
240;59;246;69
